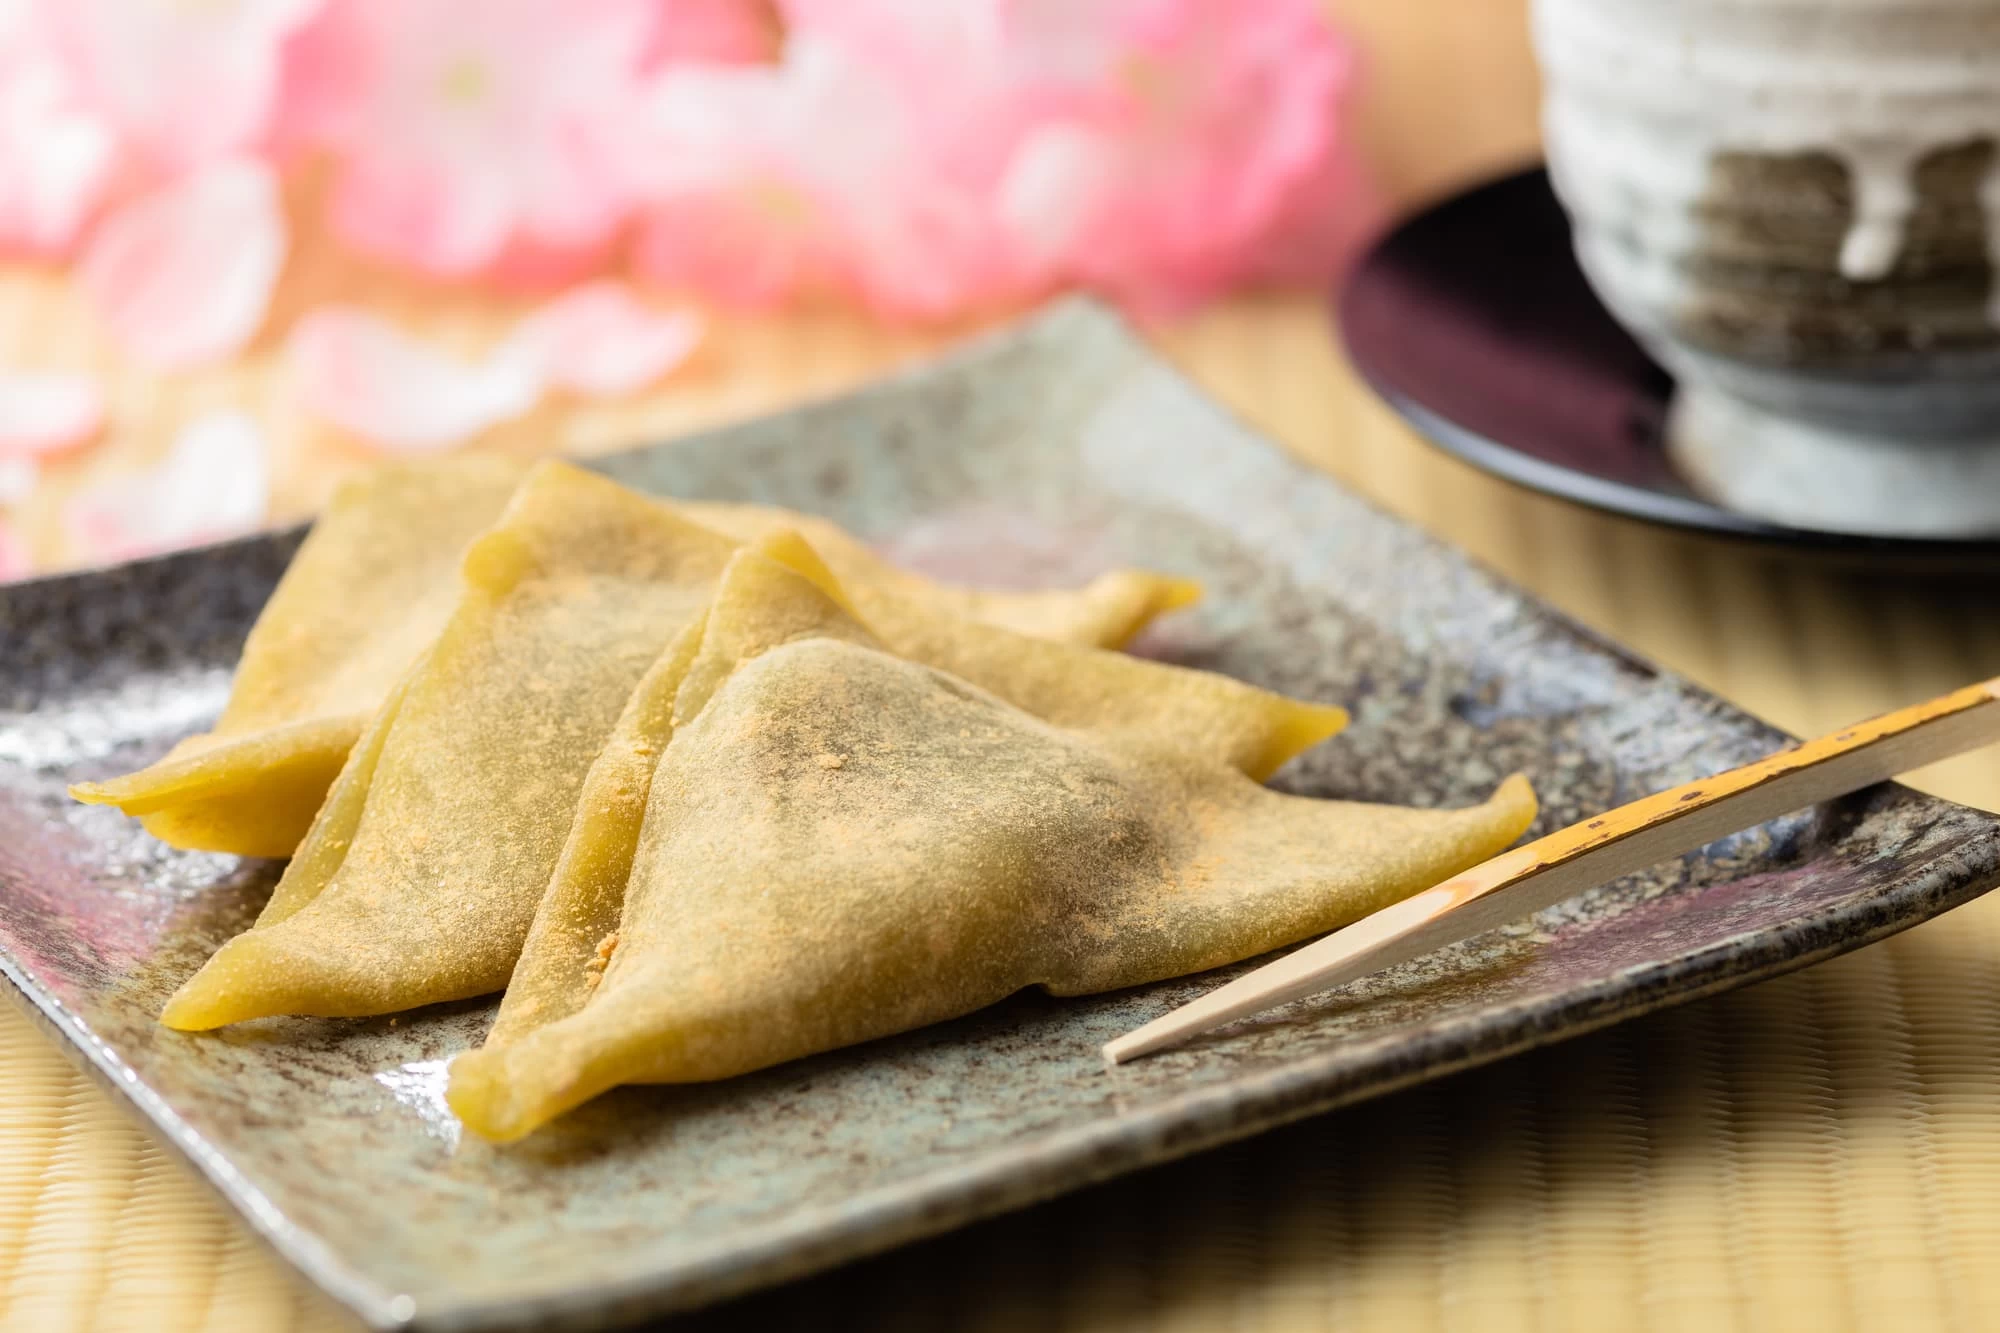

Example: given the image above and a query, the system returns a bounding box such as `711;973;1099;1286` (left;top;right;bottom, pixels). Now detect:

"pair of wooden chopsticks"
1105;677;2000;1065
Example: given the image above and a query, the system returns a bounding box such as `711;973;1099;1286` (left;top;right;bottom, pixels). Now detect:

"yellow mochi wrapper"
680;500;1200;649
159;463;747;1028
158;469;1232;1031
447;552;1536;1141
480;540;1347;1053
74;476;1193;860
69;457;531;857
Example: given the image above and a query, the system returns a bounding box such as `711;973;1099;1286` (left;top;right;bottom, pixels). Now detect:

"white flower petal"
0;455;37;506
288;306;544;453
79;157;288;371
501;281;704;398
66;410;270;563
0;371;102;455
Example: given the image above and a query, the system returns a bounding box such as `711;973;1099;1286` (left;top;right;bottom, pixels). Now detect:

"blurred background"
0;0;1535;577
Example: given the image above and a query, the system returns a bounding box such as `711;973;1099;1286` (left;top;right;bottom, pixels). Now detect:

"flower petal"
312;0;657;276
65;411;270;564
47;0;319;171
288;307;542;453
0;456;37;507
0;1;120;256
646;0;779;65
79;157;288;370
0;371;104;456
501;281;703;398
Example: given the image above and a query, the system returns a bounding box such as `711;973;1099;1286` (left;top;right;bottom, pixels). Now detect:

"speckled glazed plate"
4;301;1999;1332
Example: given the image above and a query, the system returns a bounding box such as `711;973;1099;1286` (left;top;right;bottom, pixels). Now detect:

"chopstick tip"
1101;1024;1180;1067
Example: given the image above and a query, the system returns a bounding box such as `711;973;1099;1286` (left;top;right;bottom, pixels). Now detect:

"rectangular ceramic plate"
3;301;1998;1332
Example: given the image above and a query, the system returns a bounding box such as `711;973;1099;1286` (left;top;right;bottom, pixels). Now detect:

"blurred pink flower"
78;157;288;370
641;0;1366;317
0;0;119;256
632;50;845;308
647;0;779;65
46;0;320;172
993;0;1358;311
7;0;1370;330
776;0;1005;112
503;281;703;397
308;0;658;276
1238;138;1385;289
288;306;541;452
65;411;269;563
637;33;1025;318
481;234;624;295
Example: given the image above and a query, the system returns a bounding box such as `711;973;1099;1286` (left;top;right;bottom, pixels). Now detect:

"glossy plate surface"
4;301;1998;1331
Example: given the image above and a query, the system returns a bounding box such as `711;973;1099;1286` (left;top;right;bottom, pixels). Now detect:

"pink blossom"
288;306;541;452
0;0;118;256
633;187;833;311
481;233;623;296
65;411;269;564
1238;138;1385;290
637;34;1026;318
640;0;1365;318
0;371;104;456
309;0;658;276
632;52;845;308
502;281;703;397
992;0;1358;311
646;0;779;66
78;157;288;371
46;0;320;172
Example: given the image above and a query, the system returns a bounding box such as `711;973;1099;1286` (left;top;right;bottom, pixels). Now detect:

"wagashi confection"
482;538;1346;1050
70;457;529;857
450;550;1534;1139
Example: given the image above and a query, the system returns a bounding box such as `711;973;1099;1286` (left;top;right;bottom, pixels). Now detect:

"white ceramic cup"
1534;0;2000;537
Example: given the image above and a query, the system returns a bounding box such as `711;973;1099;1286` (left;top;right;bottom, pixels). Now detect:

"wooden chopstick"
1103;677;2000;1066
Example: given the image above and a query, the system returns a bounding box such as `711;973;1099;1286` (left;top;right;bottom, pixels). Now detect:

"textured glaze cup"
1534;0;2000;536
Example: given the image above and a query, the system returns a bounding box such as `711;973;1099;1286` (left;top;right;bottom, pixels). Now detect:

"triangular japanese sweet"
70;456;530;857
78;474;1191;860
680;499;1200;648
155;476;1222;1032
450;554;1535;1140
481;540;1345;1049
158;461;756;1029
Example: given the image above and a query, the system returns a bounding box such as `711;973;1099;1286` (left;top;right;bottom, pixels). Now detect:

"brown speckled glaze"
2;301;1997;1332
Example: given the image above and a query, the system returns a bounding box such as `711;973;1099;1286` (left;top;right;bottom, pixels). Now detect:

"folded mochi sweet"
446;550;1537;1141
69;456;531;857
74;472;1194;859
680;500;1201;650
480;538;1348;1051
157;462;749;1028
157;468;1261;1031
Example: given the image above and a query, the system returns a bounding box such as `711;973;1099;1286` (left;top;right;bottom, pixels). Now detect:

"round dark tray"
1336;167;2000;572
